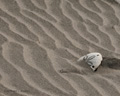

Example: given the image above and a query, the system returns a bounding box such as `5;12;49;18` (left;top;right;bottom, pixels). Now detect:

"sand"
0;0;120;96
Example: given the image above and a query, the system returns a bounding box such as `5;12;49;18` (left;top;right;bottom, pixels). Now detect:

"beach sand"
0;0;120;96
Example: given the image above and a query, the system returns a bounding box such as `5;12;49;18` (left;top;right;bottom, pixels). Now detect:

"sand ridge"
0;0;120;96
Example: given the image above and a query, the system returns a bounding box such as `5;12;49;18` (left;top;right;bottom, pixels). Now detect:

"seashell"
77;52;103;72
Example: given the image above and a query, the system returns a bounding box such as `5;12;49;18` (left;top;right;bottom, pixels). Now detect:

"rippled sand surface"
0;0;120;96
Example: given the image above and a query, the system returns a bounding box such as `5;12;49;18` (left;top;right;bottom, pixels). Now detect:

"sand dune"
0;0;120;96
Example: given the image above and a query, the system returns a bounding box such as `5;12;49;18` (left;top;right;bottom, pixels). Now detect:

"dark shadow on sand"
101;57;120;70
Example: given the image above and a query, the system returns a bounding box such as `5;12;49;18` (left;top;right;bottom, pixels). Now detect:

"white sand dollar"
77;52;103;71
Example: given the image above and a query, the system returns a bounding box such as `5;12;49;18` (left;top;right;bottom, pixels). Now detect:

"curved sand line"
0;0;120;96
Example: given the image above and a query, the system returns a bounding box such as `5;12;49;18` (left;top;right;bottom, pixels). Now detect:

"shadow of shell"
101;57;120;70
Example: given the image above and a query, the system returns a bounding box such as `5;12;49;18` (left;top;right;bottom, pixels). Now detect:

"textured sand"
0;0;120;96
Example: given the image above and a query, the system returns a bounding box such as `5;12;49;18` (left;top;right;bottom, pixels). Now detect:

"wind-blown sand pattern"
0;0;120;96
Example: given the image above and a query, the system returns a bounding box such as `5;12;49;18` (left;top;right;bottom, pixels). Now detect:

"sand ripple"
0;0;120;96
